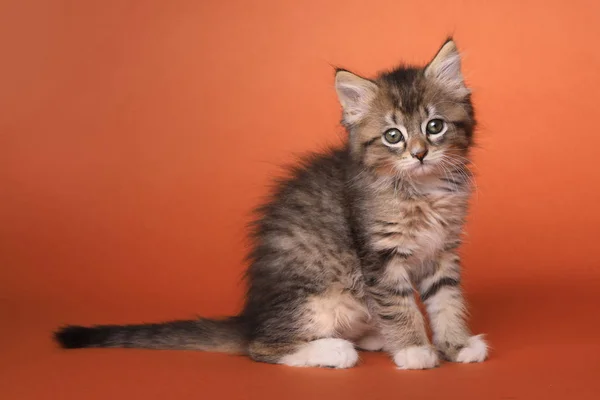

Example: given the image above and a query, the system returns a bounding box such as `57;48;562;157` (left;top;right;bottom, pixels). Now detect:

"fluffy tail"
53;317;247;354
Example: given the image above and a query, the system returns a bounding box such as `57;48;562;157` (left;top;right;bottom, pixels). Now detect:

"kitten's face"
335;40;475;179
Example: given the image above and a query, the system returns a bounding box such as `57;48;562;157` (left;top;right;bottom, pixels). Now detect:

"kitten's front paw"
393;345;439;370
455;335;488;363
436;334;488;363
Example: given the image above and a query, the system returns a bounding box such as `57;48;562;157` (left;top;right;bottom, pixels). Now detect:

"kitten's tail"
53;316;247;354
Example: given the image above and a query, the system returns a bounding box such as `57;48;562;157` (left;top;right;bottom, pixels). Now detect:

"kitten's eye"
425;119;445;135
383;128;404;145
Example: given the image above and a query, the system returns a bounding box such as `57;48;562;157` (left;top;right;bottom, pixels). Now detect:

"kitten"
54;38;488;369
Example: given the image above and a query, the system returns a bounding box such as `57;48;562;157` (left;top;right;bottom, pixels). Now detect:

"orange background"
1;0;600;399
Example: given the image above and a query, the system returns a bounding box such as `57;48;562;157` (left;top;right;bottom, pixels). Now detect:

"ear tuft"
335;70;378;125
424;39;469;97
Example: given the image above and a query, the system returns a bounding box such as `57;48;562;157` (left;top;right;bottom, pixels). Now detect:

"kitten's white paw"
356;334;385;351
280;338;359;369
456;334;488;363
393;345;439;370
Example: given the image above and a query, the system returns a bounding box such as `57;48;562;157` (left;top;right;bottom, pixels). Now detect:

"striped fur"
54;38;487;369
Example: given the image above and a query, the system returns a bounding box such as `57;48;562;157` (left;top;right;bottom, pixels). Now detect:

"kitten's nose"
411;149;428;162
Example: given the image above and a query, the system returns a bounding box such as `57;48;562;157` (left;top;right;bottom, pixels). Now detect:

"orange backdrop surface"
1;1;600;399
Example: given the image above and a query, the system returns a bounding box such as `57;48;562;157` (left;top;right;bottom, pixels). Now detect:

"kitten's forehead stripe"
379;67;425;115
388;87;402;109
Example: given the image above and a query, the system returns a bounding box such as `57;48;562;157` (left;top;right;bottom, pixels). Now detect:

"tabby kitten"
54;38;488;369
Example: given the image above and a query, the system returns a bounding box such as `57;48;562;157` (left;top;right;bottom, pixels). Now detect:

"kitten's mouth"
393;159;438;178
410;161;428;170
403;161;438;177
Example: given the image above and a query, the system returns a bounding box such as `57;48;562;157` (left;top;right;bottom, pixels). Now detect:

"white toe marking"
279;338;359;369
456;334;488;363
356;334;385;351
393;345;439;370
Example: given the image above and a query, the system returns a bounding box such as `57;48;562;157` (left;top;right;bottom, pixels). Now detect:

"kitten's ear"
335;70;378;125
424;39;469;97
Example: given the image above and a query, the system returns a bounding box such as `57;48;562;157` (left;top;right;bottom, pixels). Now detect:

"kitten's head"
335;38;475;179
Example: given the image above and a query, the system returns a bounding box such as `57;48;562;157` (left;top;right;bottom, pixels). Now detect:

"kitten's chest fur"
365;178;469;263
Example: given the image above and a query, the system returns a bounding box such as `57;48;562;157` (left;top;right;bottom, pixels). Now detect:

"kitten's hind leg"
249;338;359;369
281;338;359;368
